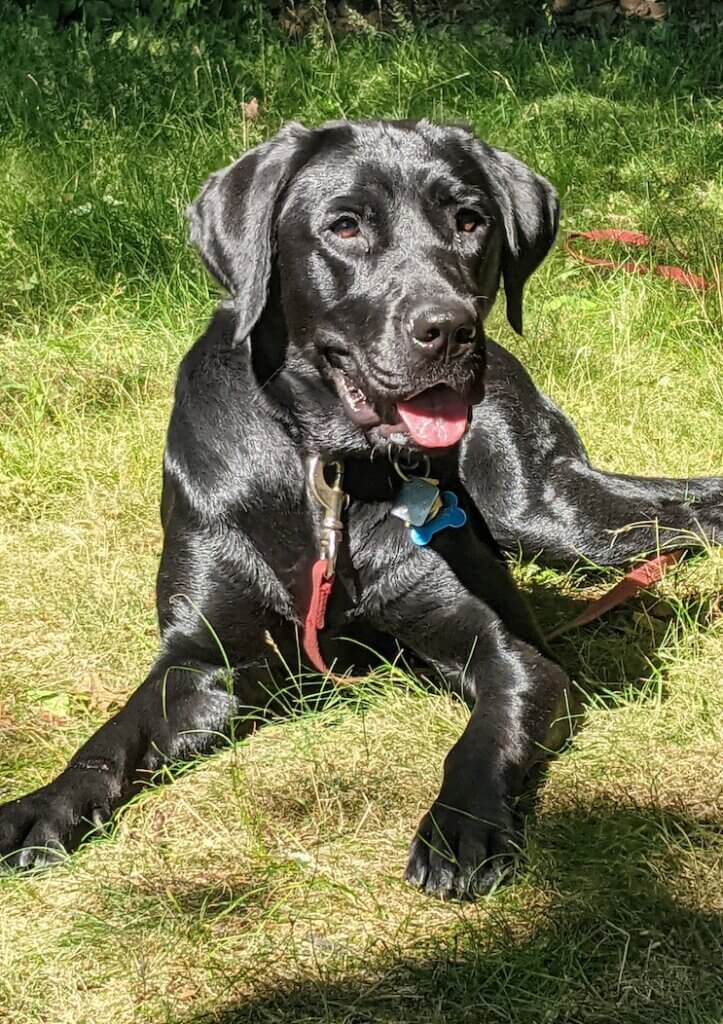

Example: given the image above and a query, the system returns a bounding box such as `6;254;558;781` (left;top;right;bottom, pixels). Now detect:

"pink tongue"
396;387;470;448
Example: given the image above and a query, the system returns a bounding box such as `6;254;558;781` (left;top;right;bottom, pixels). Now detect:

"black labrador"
2;120;721;899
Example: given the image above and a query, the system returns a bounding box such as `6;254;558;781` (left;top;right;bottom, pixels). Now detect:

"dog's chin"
330;367;478;452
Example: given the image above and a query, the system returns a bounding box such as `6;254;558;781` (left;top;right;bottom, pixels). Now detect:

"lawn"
0;9;722;1023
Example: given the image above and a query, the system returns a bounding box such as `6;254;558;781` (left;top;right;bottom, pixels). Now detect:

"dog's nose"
409;304;478;360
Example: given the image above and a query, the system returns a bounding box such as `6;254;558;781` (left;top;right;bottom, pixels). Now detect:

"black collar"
339;448;458;503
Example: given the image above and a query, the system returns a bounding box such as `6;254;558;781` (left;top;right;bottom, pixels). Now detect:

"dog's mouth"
332;368;472;449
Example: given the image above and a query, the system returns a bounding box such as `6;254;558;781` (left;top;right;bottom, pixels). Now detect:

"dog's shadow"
181;799;722;1024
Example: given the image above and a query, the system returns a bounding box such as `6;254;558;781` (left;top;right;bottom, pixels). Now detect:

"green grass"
1;9;722;1023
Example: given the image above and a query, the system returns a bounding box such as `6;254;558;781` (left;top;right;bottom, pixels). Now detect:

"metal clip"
307;455;347;577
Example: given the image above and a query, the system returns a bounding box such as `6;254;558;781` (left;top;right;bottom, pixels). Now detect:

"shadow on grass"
525;568;719;697
143;579;720;1021
184;799;723;1024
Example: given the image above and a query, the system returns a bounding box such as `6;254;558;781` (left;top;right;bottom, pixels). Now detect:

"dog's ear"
478;143;559;335
187;122;317;339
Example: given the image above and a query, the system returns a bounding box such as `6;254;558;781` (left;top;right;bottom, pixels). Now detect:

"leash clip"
307;456;347;577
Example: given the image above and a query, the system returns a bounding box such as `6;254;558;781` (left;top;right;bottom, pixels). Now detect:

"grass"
1;8;722;1023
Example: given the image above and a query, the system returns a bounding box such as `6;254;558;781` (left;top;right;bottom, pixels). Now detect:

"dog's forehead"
288;122;477;208
335;120;446;165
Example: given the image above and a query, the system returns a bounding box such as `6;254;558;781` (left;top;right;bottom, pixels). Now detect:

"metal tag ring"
392;453;431;482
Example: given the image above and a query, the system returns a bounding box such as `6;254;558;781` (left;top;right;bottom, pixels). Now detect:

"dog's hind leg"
462;339;723;567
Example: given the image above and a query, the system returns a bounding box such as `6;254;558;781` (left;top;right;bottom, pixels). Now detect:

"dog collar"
302;453;683;677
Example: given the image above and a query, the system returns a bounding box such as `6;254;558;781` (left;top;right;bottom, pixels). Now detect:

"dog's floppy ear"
479;143;559;335
187;122;317;340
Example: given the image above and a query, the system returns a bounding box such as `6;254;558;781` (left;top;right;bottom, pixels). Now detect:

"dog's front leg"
0;654;273;869
406;632;570;900
366;550;571;900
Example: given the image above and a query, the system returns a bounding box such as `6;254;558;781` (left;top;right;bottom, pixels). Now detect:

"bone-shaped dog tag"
391;477;441;527
409;491;467;546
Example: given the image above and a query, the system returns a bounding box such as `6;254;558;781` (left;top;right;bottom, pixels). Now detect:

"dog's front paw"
0;771;114;870
404;798;513;900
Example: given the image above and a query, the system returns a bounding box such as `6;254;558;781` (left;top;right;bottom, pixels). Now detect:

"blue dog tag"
409;491;467;546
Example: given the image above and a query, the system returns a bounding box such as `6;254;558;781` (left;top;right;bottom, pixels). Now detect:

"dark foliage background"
9;0;719;34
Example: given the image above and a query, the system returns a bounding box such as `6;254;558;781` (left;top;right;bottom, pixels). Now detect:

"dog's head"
188;120;558;452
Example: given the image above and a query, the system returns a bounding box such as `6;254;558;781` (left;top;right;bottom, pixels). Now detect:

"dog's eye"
331;216;360;239
456;209;483;234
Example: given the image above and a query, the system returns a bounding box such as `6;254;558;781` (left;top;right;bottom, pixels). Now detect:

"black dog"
1;120;721;899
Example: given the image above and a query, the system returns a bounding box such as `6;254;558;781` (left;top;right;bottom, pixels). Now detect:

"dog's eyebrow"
428;176;490;208
325;190;373;214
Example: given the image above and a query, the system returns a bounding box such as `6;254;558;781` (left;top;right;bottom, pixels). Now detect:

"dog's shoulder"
163;303;305;523
173;302;253;407
482;338;534;393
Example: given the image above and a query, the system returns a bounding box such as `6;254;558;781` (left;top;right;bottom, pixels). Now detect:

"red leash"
303;557;335;674
304;539;684;664
303;456;369;682
564;229;711;291
545;550;683;641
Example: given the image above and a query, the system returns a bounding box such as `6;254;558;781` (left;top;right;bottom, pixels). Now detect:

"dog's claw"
404;800;513;901
0;775;114;871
